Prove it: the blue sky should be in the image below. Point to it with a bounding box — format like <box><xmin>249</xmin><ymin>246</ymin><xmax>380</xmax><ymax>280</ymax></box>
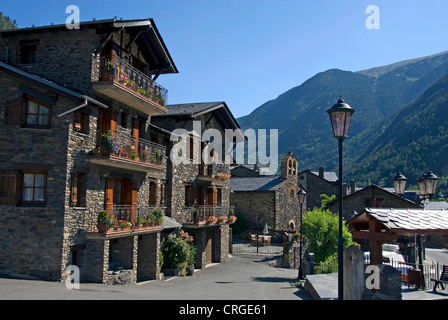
<box><xmin>2</xmin><ymin>0</ymin><xmax>448</xmax><ymax>118</ymax></box>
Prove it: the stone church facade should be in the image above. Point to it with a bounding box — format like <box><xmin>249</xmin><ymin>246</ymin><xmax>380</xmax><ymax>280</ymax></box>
<box><xmin>230</xmin><ymin>153</ymin><xmax>305</xmax><ymax>231</ymax></box>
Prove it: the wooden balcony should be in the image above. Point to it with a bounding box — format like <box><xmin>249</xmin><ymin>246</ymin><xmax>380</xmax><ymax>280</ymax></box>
<box><xmin>86</xmin><ymin>205</ymin><xmax>164</xmax><ymax>239</ymax></box>
<box><xmin>92</xmin><ymin>53</ymin><xmax>168</xmax><ymax>116</ymax></box>
<box><xmin>88</xmin><ymin>129</ymin><xmax>166</xmax><ymax>172</ymax></box>
<box><xmin>198</xmin><ymin>163</ymin><xmax>229</xmax><ymax>181</ymax></box>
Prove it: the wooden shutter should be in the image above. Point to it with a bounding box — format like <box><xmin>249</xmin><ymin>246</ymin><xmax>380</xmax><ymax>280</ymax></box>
<box><xmin>149</xmin><ymin>181</ymin><xmax>158</xmax><ymax>206</ymax></box>
<box><xmin>160</xmin><ymin>183</ymin><xmax>165</xmax><ymax>207</ymax></box>
<box><xmin>4</xmin><ymin>97</ymin><xmax>23</xmax><ymax>125</ymax></box>
<box><xmin>212</xmin><ymin>188</ymin><xmax>218</xmax><ymax>207</ymax></box>
<box><xmin>207</xmin><ymin>188</ymin><xmax>214</xmax><ymax>206</ymax></box>
<box><xmin>198</xmin><ymin>187</ymin><xmax>205</xmax><ymax>205</ymax></box>
<box><xmin>105</xmin><ymin>178</ymin><xmax>114</xmax><ymax>216</ymax></box>
<box><xmin>70</xmin><ymin>173</ymin><xmax>79</xmax><ymax>207</ymax></box>
<box><xmin>0</xmin><ymin>171</ymin><xmax>17</xmax><ymax>205</ymax></box>
<box><xmin>131</xmin><ymin>180</ymin><xmax>138</xmax><ymax>221</ymax></box>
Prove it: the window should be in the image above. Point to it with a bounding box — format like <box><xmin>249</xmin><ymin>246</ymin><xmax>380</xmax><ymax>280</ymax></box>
<box><xmin>70</xmin><ymin>172</ymin><xmax>86</xmax><ymax>207</ymax></box>
<box><xmin>149</xmin><ymin>181</ymin><xmax>158</xmax><ymax>206</ymax></box>
<box><xmin>20</xmin><ymin>171</ymin><xmax>46</xmax><ymax>204</ymax></box>
<box><xmin>19</xmin><ymin>40</ymin><xmax>39</xmax><ymax>64</ymax></box>
<box><xmin>74</xmin><ymin>111</ymin><xmax>89</xmax><ymax>134</ymax></box>
<box><xmin>23</xmin><ymin>96</ymin><xmax>51</xmax><ymax>129</ymax></box>
<box><xmin>0</xmin><ymin>171</ymin><xmax>17</xmax><ymax>205</ymax></box>
<box><xmin>185</xmin><ymin>185</ymin><xmax>195</xmax><ymax>207</ymax></box>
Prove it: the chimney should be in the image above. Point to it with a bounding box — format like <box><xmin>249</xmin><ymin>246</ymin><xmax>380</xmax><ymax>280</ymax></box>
<box><xmin>350</xmin><ymin>180</ymin><xmax>356</xmax><ymax>194</ymax></box>
<box><xmin>318</xmin><ymin>167</ymin><xmax>324</xmax><ymax>179</ymax></box>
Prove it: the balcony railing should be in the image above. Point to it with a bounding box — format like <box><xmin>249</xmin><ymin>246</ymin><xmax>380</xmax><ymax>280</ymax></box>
<box><xmin>198</xmin><ymin>163</ymin><xmax>229</xmax><ymax>179</ymax></box>
<box><xmin>99</xmin><ymin>53</ymin><xmax>168</xmax><ymax>109</ymax></box>
<box><xmin>87</xmin><ymin>205</ymin><xmax>165</xmax><ymax>234</ymax></box>
<box><xmin>198</xmin><ymin>205</ymin><xmax>216</xmax><ymax>221</ymax></box>
<box><xmin>95</xmin><ymin>129</ymin><xmax>166</xmax><ymax>168</ymax></box>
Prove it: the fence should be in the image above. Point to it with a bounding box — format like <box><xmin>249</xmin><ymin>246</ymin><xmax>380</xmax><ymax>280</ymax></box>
<box><xmin>232</xmin><ymin>235</ymin><xmax>283</xmax><ymax>255</ymax></box>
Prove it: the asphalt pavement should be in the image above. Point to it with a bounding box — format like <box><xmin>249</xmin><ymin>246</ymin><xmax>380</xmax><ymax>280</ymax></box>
<box><xmin>0</xmin><ymin>254</ymin><xmax>312</xmax><ymax>300</ymax></box>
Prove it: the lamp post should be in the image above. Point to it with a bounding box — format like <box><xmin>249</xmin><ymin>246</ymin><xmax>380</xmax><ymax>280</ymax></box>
<box><xmin>392</xmin><ymin>172</ymin><xmax>407</xmax><ymax>197</ymax></box>
<box><xmin>326</xmin><ymin>97</ymin><xmax>355</xmax><ymax>300</ymax></box>
<box><xmin>416</xmin><ymin>171</ymin><xmax>438</xmax><ymax>289</ymax></box>
<box><xmin>297</xmin><ymin>188</ymin><xmax>307</xmax><ymax>279</ymax></box>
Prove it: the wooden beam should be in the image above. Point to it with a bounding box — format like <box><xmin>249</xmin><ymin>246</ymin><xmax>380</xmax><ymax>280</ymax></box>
<box><xmin>352</xmin><ymin>230</ymin><xmax>397</xmax><ymax>242</ymax></box>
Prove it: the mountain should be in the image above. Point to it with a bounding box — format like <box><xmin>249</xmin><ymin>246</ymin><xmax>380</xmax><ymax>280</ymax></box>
<box><xmin>0</xmin><ymin>12</ymin><xmax>18</xmax><ymax>30</ymax></box>
<box><xmin>346</xmin><ymin>70</ymin><xmax>448</xmax><ymax>189</ymax></box>
<box><xmin>237</xmin><ymin>51</ymin><xmax>448</xmax><ymax>194</ymax></box>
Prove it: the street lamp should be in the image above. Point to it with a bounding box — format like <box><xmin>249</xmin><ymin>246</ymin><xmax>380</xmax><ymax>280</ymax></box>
<box><xmin>423</xmin><ymin>171</ymin><xmax>438</xmax><ymax>198</ymax></box>
<box><xmin>297</xmin><ymin>188</ymin><xmax>307</xmax><ymax>279</ymax></box>
<box><xmin>326</xmin><ymin>96</ymin><xmax>355</xmax><ymax>300</ymax></box>
<box><xmin>392</xmin><ymin>172</ymin><xmax>407</xmax><ymax>197</ymax></box>
<box><xmin>416</xmin><ymin>171</ymin><xmax>438</xmax><ymax>290</ymax></box>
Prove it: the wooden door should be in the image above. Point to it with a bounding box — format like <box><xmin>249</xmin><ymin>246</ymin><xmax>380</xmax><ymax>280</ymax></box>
<box><xmin>205</xmin><ymin>231</ymin><xmax>213</xmax><ymax>265</ymax></box>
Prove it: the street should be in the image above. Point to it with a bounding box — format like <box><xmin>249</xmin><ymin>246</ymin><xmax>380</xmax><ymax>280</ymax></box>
<box><xmin>426</xmin><ymin>247</ymin><xmax>448</xmax><ymax>266</ymax></box>
<box><xmin>0</xmin><ymin>254</ymin><xmax>312</xmax><ymax>300</ymax></box>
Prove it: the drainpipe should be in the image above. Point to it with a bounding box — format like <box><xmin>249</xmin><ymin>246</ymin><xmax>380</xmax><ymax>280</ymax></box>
<box><xmin>57</xmin><ymin>98</ymin><xmax>88</xmax><ymax>117</ymax></box>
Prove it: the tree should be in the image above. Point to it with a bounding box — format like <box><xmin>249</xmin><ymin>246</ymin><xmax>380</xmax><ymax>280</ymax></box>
<box><xmin>301</xmin><ymin>206</ymin><xmax>353</xmax><ymax>263</ymax></box>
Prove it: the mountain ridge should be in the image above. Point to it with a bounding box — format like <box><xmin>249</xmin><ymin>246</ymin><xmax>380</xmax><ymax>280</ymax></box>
<box><xmin>236</xmin><ymin>50</ymin><xmax>448</xmax><ymax>195</ymax></box>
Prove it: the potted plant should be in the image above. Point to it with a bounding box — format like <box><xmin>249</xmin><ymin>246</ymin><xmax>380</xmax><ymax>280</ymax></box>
<box><xmin>105</xmin><ymin>61</ymin><xmax>114</xmax><ymax>73</ymax></box>
<box><xmin>118</xmin><ymin>220</ymin><xmax>131</xmax><ymax>230</ymax></box>
<box><xmin>162</xmin><ymin>231</ymin><xmax>196</xmax><ymax>277</ymax></box>
<box><xmin>96</xmin><ymin>210</ymin><xmax>110</xmax><ymax>233</ymax></box>
<box><xmin>99</xmin><ymin>130</ymin><xmax>117</xmax><ymax>154</ymax></box>
<box><xmin>227</xmin><ymin>215</ymin><xmax>237</xmax><ymax>224</ymax></box>
<box><xmin>149</xmin><ymin>155</ymin><xmax>156</xmax><ymax>164</ymax></box>
<box><xmin>155</xmin><ymin>149</ymin><xmax>163</xmax><ymax>164</ymax></box>
<box><xmin>206</xmin><ymin>216</ymin><xmax>217</xmax><ymax>224</ymax></box>
<box><xmin>141</xmin><ymin>150</ymin><xmax>149</xmax><ymax>162</ymax></box>
<box><xmin>153</xmin><ymin>209</ymin><xmax>164</xmax><ymax>225</ymax></box>
<box><xmin>218</xmin><ymin>216</ymin><xmax>227</xmax><ymax>223</ymax></box>
<box><xmin>132</xmin><ymin>151</ymin><xmax>139</xmax><ymax>161</ymax></box>
<box><xmin>192</xmin><ymin>210</ymin><xmax>199</xmax><ymax>224</ymax></box>
<box><xmin>149</xmin><ymin>213</ymin><xmax>156</xmax><ymax>226</ymax></box>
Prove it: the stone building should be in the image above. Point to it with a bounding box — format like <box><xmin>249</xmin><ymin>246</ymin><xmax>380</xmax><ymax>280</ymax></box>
<box><xmin>297</xmin><ymin>167</ymin><xmax>346</xmax><ymax>210</ymax></box>
<box><xmin>328</xmin><ymin>184</ymin><xmax>418</xmax><ymax>222</ymax></box>
<box><xmin>0</xmin><ymin>19</ymin><xmax>238</xmax><ymax>283</ymax></box>
<box><xmin>152</xmin><ymin>102</ymin><xmax>243</xmax><ymax>267</ymax></box>
<box><xmin>230</xmin><ymin>153</ymin><xmax>304</xmax><ymax>231</ymax></box>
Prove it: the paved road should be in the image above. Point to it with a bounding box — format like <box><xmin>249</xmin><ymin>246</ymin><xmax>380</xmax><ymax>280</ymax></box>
<box><xmin>0</xmin><ymin>254</ymin><xmax>312</xmax><ymax>300</ymax></box>
<box><xmin>426</xmin><ymin>247</ymin><xmax>448</xmax><ymax>266</ymax></box>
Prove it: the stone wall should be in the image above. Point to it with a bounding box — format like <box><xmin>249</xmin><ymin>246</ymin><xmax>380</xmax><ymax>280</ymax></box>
<box><xmin>231</xmin><ymin>191</ymin><xmax>276</xmax><ymax>230</ymax></box>
<box><xmin>0</xmin><ymin>70</ymin><xmax>74</xmax><ymax>280</ymax></box>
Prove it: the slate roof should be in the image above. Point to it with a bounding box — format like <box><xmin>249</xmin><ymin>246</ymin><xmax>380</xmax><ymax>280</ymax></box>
<box><xmin>364</xmin><ymin>208</ymin><xmax>448</xmax><ymax>231</ymax></box>
<box><xmin>311</xmin><ymin>171</ymin><xmax>339</xmax><ymax>182</ymax></box>
<box><xmin>230</xmin><ymin>176</ymin><xmax>286</xmax><ymax>192</ymax></box>
<box><xmin>161</xmin><ymin>216</ymin><xmax>182</xmax><ymax>230</ymax></box>
<box><xmin>164</xmin><ymin>102</ymin><xmax>224</xmax><ymax>115</ymax></box>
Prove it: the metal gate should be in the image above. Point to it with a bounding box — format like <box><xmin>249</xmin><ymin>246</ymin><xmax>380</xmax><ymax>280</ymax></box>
<box><xmin>232</xmin><ymin>235</ymin><xmax>283</xmax><ymax>255</ymax></box>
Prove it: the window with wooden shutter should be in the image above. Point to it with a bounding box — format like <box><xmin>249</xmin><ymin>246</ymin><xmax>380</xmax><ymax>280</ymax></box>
<box><xmin>149</xmin><ymin>181</ymin><xmax>158</xmax><ymax>206</ymax></box>
<box><xmin>0</xmin><ymin>171</ymin><xmax>17</xmax><ymax>205</ymax></box>
<box><xmin>185</xmin><ymin>185</ymin><xmax>195</xmax><ymax>207</ymax></box>
<box><xmin>4</xmin><ymin>96</ymin><xmax>23</xmax><ymax>126</ymax></box>
<box><xmin>160</xmin><ymin>183</ymin><xmax>165</xmax><ymax>207</ymax></box>
<box><xmin>22</xmin><ymin>95</ymin><xmax>51</xmax><ymax>129</ymax></box>
<box><xmin>70</xmin><ymin>172</ymin><xmax>86</xmax><ymax>207</ymax></box>
<box><xmin>19</xmin><ymin>171</ymin><xmax>47</xmax><ymax>205</ymax></box>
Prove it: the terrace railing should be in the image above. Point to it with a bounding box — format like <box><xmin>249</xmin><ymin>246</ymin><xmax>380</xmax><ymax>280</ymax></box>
<box><xmin>100</xmin><ymin>52</ymin><xmax>168</xmax><ymax>108</ymax></box>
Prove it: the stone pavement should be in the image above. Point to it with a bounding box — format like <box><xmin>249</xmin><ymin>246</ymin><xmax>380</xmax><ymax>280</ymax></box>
<box><xmin>303</xmin><ymin>272</ymin><xmax>448</xmax><ymax>300</ymax></box>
